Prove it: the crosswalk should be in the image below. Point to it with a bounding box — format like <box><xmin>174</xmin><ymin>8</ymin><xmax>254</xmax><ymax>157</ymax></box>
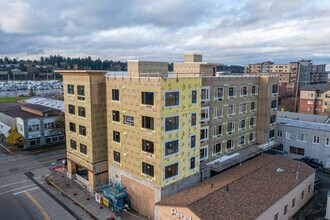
<box><xmin>0</xmin><ymin>176</ymin><xmax>44</xmax><ymax>196</ymax></box>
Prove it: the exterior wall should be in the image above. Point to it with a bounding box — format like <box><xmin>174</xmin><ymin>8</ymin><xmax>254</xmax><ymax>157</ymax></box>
<box><xmin>158</xmin><ymin>206</ymin><xmax>200</xmax><ymax>220</ymax></box>
<box><xmin>62</xmin><ymin>71</ymin><xmax>108</xmax><ymax>190</ymax></box>
<box><xmin>276</xmin><ymin>123</ymin><xmax>330</xmax><ymax>164</ymax></box>
<box><xmin>173</xmin><ymin>62</ymin><xmax>216</xmax><ymax>76</ymax></box>
<box><xmin>300</xmin><ymin>89</ymin><xmax>330</xmax><ymax>116</ymax></box>
<box><xmin>201</xmin><ymin>76</ymin><xmax>260</xmax><ymax>164</ymax></box>
<box><xmin>256</xmin><ymin>173</ymin><xmax>315</xmax><ymax>220</ymax></box>
<box><xmin>256</xmin><ymin>76</ymin><xmax>278</xmax><ymax>144</ymax></box>
<box><xmin>127</xmin><ymin>61</ymin><xmax>168</xmax><ymax>77</ymax></box>
<box><xmin>184</xmin><ymin>54</ymin><xmax>203</xmax><ymax>62</ymax></box>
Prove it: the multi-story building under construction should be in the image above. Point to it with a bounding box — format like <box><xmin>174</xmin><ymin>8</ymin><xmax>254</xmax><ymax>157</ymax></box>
<box><xmin>58</xmin><ymin>54</ymin><xmax>279</xmax><ymax>219</ymax></box>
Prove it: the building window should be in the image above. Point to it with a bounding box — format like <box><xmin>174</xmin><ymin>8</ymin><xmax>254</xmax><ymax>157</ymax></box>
<box><xmin>165</xmin><ymin>91</ymin><xmax>180</xmax><ymax>107</ymax></box>
<box><xmin>250</xmin><ymin>117</ymin><xmax>256</xmax><ymax>127</ymax></box>
<box><xmin>301</xmin><ymin>190</ymin><xmax>304</xmax><ymax>199</ymax></box>
<box><xmin>79</xmin><ymin>125</ymin><xmax>86</xmax><ymax>136</ymax></box>
<box><xmin>69</xmin><ymin>122</ymin><xmax>76</xmax><ymax>132</ymax></box>
<box><xmin>113</xmin><ymin>131</ymin><xmax>120</xmax><ymax>143</ymax></box>
<box><xmin>112</xmin><ymin>110</ymin><xmax>120</xmax><ymax>122</ymax></box>
<box><xmin>28</xmin><ymin>124</ymin><xmax>40</xmax><ymax>131</ymax></box>
<box><xmin>284</xmin><ymin>205</ymin><xmax>288</xmax><ymax>215</ymax></box>
<box><xmin>238</xmin><ymin>135</ymin><xmax>245</xmax><ymax>146</ymax></box>
<box><xmin>297</xmin><ymin>133</ymin><xmax>307</xmax><ymax>142</ymax></box>
<box><xmin>44</xmin><ymin>123</ymin><xmax>53</xmax><ymax>130</ymax></box>
<box><xmin>272</xmin><ymin>85</ymin><xmax>278</xmax><ymax>94</ymax></box>
<box><xmin>200</xmin><ymin>146</ymin><xmax>208</xmax><ymax>161</ymax></box>
<box><xmin>214</xmin><ymin>87</ymin><xmax>224</xmax><ymax>100</ymax></box>
<box><xmin>240</xmin><ymin>86</ymin><xmax>248</xmax><ymax>96</ymax></box>
<box><xmin>270</xmin><ymin>115</ymin><xmax>276</xmax><ymax>124</ymax></box>
<box><xmin>308</xmin><ymin>93</ymin><xmax>314</xmax><ymax>98</ymax></box>
<box><xmin>78</xmin><ymin>107</ymin><xmax>85</xmax><ymax>117</ymax></box>
<box><xmin>213</xmin><ymin>125</ymin><xmax>222</xmax><ymax>137</ymax></box>
<box><xmin>113</xmin><ymin>151</ymin><xmax>121</xmax><ymax>163</ymax></box>
<box><xmin>112</xmin><ymin>89</ymin><xmax>119</xmax><ymax>101</ymax></box>
<box><xmin>191</xmin><ymin>113</ymin><xmax>197</xmax><ymax>127</ymax></box>
<box><xmin>307</xmin><ymin>100</ymin><xmax>314</xmax><ymax>105</ymax></box>
<box><xmin>80</xmin><ymin>144</ymin><xmax>87</xmax><ymax>155</ymax></box>
<box><xmin>70</xmin><ymin>139</ymin><xmax>77</xmax><ymax>150</ymax></box>
<box><xmin>165</xmin><ymin>139</ymin><xmax>179</xmax><ymax>156</ymax></box>
<box><xmin>190</xmin><ymin>157</ymin><xmax>196</xmax><ymax>170</ymax></box>
<box><xmin>271</xmin><ymin>100</ymin><xmax>277</xmax><ymax>109</ymax></box>
<box><xmin>227</xmin><ymin>122</ymin><xmax>235</xmax><ymax>133</ymax></box>
<box><xmin>292</xmin><ymin>198</ymin><xmax>296</xmax><ymax>208</ymax></box>
<box><xmin>191</xmin><ymin>89</ymin><xmax>197</xmax><ymax>104</ymax></box>
<box><xmin>326</xmin><ymin>138</ymin><xmax>330</xmax><ymax>146</ymax></box>
<box><xmin>274</xmin><ymin>213</ymin><xmax>278</xmax><ymax>220</ymax></box>
<box><xmin>201</xmin><ymin>107</ymin><xmax>210</xmax><ymax>122</ymax></box>
<box><xmin>290</xmin><ymin>146</ymin><xmax>305</xmax><ymax>155</ymax></box>
<box><xmin>228</xmin><ymin>87</ymin><xmax>236</xmax><ymax>98</ymax></box>
<box><xmin>142</xmin><ymin>139</ymin><xmax>154</xmax><ymax>154</ymax></box>
<box><xmin>200</xmin><ymin>127</ymin><xmax>209</xmax><ymax>142</ymax></box>
<box><xmin>77</xmin><ymin>85</ymin><xmax>85</xmax><ymax>100</ymax></box>
<box><xmin>142</xmin><ymin>116</ymin><xmax>154</xmax><ymax>130</ymax></box>
<box><xmin>190</xmin><ymin>135</ymin><xmax>196</xmax><ymax>149</ymax></box>
<box><xmin>214</xmin><ymin>106</ymin><xmax>223</xmax><ymax>118</ymax></box>
<box><xmin>213</xmin><ymin>143</ymin><xmax>222</xmax><ymax>155</ymax></box>
<box><xmin>277</xmin><ymin>130</ymin><xmax>282</xmax><ymax>137</ymax></box>
<box><xmin>269</xmin><ymin>130</ymin><xmax>275</xmax><ymax>140</ymax></box>
<box><xmin>141</xmin><ymin>92</ymin><xmax>154</xmax><ymax>105</ymax></box>
<box><xmin>308</xmin><ymin>184</ymin><xmax>311</xmax><ymax>193</ymax></box>
<box><xmin>164</xmin><ymin>115</ymin><xmax>179</xmax><ymax>132</ymax></box>
<box><xmin>142</xmin><ymin>162</ymin><xmax>154</xmax><ymax>177</ymax></box>
<box><xmin>228</xmin><ymin>104</ymin><xmax>236</xmax><ymax>116</ymax></box>
<box><xmin>249</xmin><ymin>132</ymin><xmax>255</xmax><ymax>142</ymax></box>
<box><xmin>201</xmin><ymin>87</ymin><xmax>210</xmax><ymax>102</ymax></box>
<box><xmin>227</xmin><ymin>139</ymin><xmax>234</xmax><ymax>150</ymax></box>
<box><xmin>239</xmin><ymin>119</ymin><xmax>246</xmax><ymax>130</ymax></box>
<box><xmin>164</xmin><ymin>163</ymin><xmax>179</xmax><ymax>179</ymax></box>
<box><xmin>286</xmin><ymin>131</ymin><xmax>292</xmax><ymax>140</ymax></box>
<box><xmin>68</xmin><ymin>105</ymin><xmax>75</xmax><ymax>114</ymax></box>
<box><xmin>251</xmin><ymin>85</ymin><xmax>258</xmax><ymax>95</ymax></box>
<box><xmin>240</xmin><ymin>103</ymin><xmax>247</xmax><ymax>114</ymax></box>
<box><xmin>250</xmin><ymin>101</ymin><xmax>257</xmax><ymax>111</ymax></box>
<box><xmin>67</xmin><ymin>84</ymin><xmax>74</xmax><ymax>95</ymax></box>
<box><xmin>313</xmin><ymin>136</ymin><xmax>320</xmax><ymax>144</ymax></box>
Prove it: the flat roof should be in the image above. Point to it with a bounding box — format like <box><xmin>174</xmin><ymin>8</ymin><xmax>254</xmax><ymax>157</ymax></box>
<box><xmin>277</xmin><ymin>117</ymin><xmax>330</xmax><ymax>132</ymax></box>
<box><xmin>277</xmin><ymin>111</ymin><xmax>330</xmax><ymax>123</ymax></box>
<box><xmin>21</xmin><ymin>97</ymin><xmax>64</xmax><ymax>112</ymax></box>
<box><xmin>300</xmin><ymin>83</ymin><xmax>330</xmax><ymax>92</ymax></box>
<box><xmin>0</xmin><ymin>103</ymin><xmax>39</xmax><ymax>119</ymax></box>
<box><xmin>54</xmin><ymin>70</ymin><xmax>108</xmax><ymax>74</ymax></box>
<box><xmin>157</xmin><ymin>154</ymin><xmax>314</xmax><ymax>220</ymax></box>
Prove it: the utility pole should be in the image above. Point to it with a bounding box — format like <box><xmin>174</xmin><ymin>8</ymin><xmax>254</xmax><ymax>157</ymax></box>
<box><xmin>293</xmin><ymin>63</ymin><xmax>301</xmax><ymax>112</ymax></box>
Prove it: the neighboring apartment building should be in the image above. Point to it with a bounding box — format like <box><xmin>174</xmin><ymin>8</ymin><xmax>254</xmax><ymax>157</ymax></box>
<box><xmin>299</xmin><ymin>83</ymin><xmax>330</xmax><ymax>116</ymax></box>
<box><xmin>0</xmin><ymin>102</ymin><xmax>64</xmax><ymax>148</ymax></box>
<box><xmin>276</xmin><ymin>111</ymin><xmax>330</xmax><ymax>167</ymax></box>
<box><xmin>58</xmin><ymin>54</ymin><xmax>279</xmax><ymax>219</ymax></box>
<box><xmin>157</xmin><ymin>154</ymin><xmax>315</xmax><ymax>220</ymax></box>
<box><xmin>244</xmin><ymin>60</ymin><xmax>327</xmax><ymax>97</ymax></box>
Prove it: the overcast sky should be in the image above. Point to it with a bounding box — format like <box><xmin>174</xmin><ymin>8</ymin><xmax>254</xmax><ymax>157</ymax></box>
<box><xmin>0</xmin><ymin>0</ymin><xmax>329</xmax><ymax>68</ymax></box>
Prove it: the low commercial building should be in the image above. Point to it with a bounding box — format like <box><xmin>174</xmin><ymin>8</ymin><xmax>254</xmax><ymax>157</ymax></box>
<box><xmin>276</xmin><ymin>111</ymin><xmax>330</xmax><ymax>167</ymax></box>
<box><xmin>0</xmin><ymin>102</ymin><xmax>64</xmax><ymax>148</ymax></box>
<box><xmin>299</xmin><ymin>83</ymin><xmax>330</xmax><ymax>116</ymax></box>
<box><xmin>157</xmin><ymin>154</ymin><xmax>315</xmax><ymax>220</ymax></box>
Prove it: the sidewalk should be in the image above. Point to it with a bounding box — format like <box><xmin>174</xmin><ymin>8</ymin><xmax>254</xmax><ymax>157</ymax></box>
<box><xmin>47</xmin><ymin>171</ymin><xmax>147</xmax><ymax>220</ymax></box>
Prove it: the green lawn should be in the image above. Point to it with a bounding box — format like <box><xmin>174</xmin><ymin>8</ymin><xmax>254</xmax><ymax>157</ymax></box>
<box><xmin>0</xmin><ymin>96</ymin><xmax>30</xmax><ymax>103</ymax></box>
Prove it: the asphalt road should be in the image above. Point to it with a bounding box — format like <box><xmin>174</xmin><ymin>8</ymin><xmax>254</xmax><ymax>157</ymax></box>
<box><xmin>0</xmin><ymin>148</ymin><xmax>93</xmax><ymax>220</ymax></box>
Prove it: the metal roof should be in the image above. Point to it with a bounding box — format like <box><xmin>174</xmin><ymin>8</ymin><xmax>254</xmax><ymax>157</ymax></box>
<box><xmin>277</xmin><ymin>117</ymin><xmax>330</xmax><ymax>132</ymax></box>
<box><xmin>277</xmin><ymin>111</ymin><xmax>330</xmax><ymax>123</ymax></box>
<box><xmin>22</xmin><ymin>97</ymin><xmax>64</xmax><ymax>112</ymax></box>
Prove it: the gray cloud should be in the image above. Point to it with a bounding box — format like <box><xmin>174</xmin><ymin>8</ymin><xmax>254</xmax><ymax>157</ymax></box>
<box><xmin>0</xmin><ymin>0</ymin><xmax>329</xmax><ymax>68</ymax></box>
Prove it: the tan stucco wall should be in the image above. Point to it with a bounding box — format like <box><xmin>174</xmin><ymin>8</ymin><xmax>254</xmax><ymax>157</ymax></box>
<box><xmin>158</xmin><ymin>206</ymin><xmax>200</xmax><ymax>220</ymax></box>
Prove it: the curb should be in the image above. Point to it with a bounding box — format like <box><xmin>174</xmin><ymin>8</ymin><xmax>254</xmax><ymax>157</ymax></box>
<box><xmin>46</xmin><ymin>175</ymin><xmax>99</xmax><ymax>220</ymax></box>
<box><xmin>29</xmin><ymin>145</ymin><xmax>65</xmax><ymax>155</ymax></box>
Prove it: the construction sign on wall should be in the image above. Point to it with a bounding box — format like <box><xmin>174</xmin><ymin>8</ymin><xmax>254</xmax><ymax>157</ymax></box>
<box><xmin>95</xmin><ymin>193</ymin><xmax>101</xmax><ymax>203</ymax></box>
<box><xmin>103</xmin><ymin>197</ymin><xmax>109</xmax><ymax>207</ymax></box>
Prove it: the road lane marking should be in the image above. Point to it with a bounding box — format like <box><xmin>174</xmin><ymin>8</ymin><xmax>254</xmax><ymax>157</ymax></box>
<box><xmin>24</xmin><ymin>191</ymin><xmax>50</xmax><ymax>220</ymax></box>
<box><xmin>13</xmin><ymin>187</ymin><xmax>39</xmax><ymax>195</ymax></box>
<box><xmin>0</xmin><ymin>143</ymin><xmax>13</xmax><ymax>154</ymax></box>
<box><xmin>0</xmin><ymin>176</ymin><xmax>42</xmax><ymax>189</ymax></box>
<box><xmin>0</xmin><ymin>182</ymin><xmax>44</xmax><ymax>195</ymax></box>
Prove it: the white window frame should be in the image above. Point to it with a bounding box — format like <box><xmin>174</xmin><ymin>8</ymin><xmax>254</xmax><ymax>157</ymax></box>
<box><xmin>325</xmin><ymin>137</ymin><xmax>330</xmax><ymax>146</ymax></box>
<box><xmin>249</xmin><ymin>132</ymin><xmax>256</xmax><ymax>143</ymax></box>
<box><xmin>214</xmin><ymin>106</ymin><xmax>223</xmax><ymax>119</ymax></box>
<box><xmin>200</xmin><ymin>145</ymin><xmax>208</xmax><ymax>161</ymax></box>
<box><xmin>227</xmin><ymin>121</ymin><xmax>235</xmax><ymax>134</ymax></box>
<box><xmin>212</xmin><ymin>143</ymin><xmax>222</xmax><ymax>155</ymax></box>
<box><xmin>164</xmin><ymin>162</ymin><xmax>179</xmax><ymax>180</ymax></box>
<box><xmin>164</xmin><ymin>115</ymin><xmax>180</xmax><ymax>133</ymax></box>
<box><xmin>228</xmin><ymin>86</ymin><xmax>237</xmax><ymax>99</ymax></box>
<box><xmin>201</xmin><ymin>86</ymin><xmax>210</xmax><ymax>102</ymax></box>
<box><xmin>200</xmin><ymin>126</ymin><xmax>209</xmax><ymax>142</ymax></box>
<box><xmin>240</xmin><ymin>103</ymin><xmax>247</xmax><ymax>114</ymax></box>
<box><xmin>214</xmin><ymin>87</ymin><xmax>224</xmax><ymax>101</ymax></box>
<box><xmin>190</xmin><ymin>134</ymin><xmax>197</xmax><ymax>149</ymax></box>
<box><xmin>251</xmin><ymin>85</ymin><xmax>258</xmax><ymax>96</ymax></box>
<box><xmin>313</xmin><ymin>135</ymin><xmax>320</xmax><ymax>144</ymax></box>
<box><xmin>164</xmin><ymin>138</ymin><xmax>180</xmax><ymax>157</ymax></box>
<box><xmin>250</xmin><ymin>101</ymin><xmax>257</xmax><ymax>112</ymax></box>
<box><xmin>213</xmin><ymin>124</ymin><xmax>222</xmax><ymax>138</ymax></box>
<box><xmin>201</xmin><ymin>106</ymin><xmax>210</xmax><ymax>122</ymax></box>
<box><xmin>226</xmin><ymin>139</ymin><xmax>234</xmax><ymax>151</ymax></box>
<box><xmin>240</xmin><ymin>86</ymin><xmax>248</xmax><ymax>97</ymax></box>
<box><xmin>286</xmin><ymin>131</ymin><xmax>292</xmax><ymax>140</ymax></box>
<box><xmin>297</xmin><ymin>133</ymin><xmax>307</xmax><ymax>142</ymax></box>
<box><xmin>250</xmin><ymin>116</ymin><xmax>256</xmax><ymax>127</ymax></box>
<box><xmin>164</xmin><ymin>90</ymin><xmax>180</xmax><ymax>108</ymax></box>
<box><xmin>191</xmin><ymin>89</ymin><xmax>198</xmax><ymax>104</ymax></box>
<box><xmin>239</xmin><ymin>119</ymin><xmax>246</xmax><ymax>131</ymax></box>
<box><xmin>238</xmin><ymin>135</ymin><xmax>245</xmax><ymax>146</ymax></box>
<box><xmin>227</xmin><ymin>104</ymin><xmax>236</xmax><ymax>117</ymax></box>
<box><xmin>190</xmin><ymin>112</ymin><xmax>197</xmax><ymax>127</ymax></box>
